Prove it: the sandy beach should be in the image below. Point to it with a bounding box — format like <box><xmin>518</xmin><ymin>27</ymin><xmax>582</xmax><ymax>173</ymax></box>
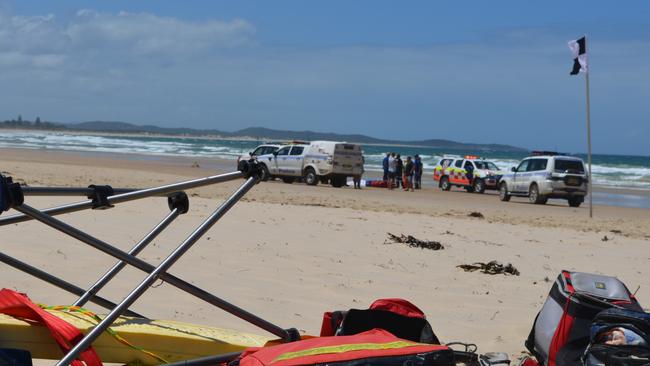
<box><xmin>2</xmin><ymin>148</ymin><xmax>649</xmax><ymax>364</ymax></box>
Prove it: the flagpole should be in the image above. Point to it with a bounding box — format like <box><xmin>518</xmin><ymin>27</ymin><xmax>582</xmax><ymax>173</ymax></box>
<box><xmin>584</xmin><ymin>37</ymin><xmax>593</xmax><ymax>218</ymax></box>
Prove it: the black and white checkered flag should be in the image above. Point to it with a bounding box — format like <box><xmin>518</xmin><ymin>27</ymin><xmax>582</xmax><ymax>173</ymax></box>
<box><xmin>568</xmin><ymin>37</ymin><xmax>587</xmax><ymax>75</ymax></box>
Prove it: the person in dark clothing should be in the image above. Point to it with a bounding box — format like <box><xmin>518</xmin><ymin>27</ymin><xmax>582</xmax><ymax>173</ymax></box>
<box><xmin>403</xmin><ymin>156</ymin><xmax>414</xmax><ymax>191</ymax></box>
<box><xmin>382</xmin><ymin>152</ymin><xmax>390</xmax><ymax>182</ymax></box>
<box><xmin>465</xmin><ymin>161</ymin><xmax>474</xmax><ymax>187</ymax></box>
<box><xmin>395</xmin><ymin>154</ymin><xmax>403</xmax><ymax>188</ymax></box>
<box><xmin>413</xmin><ymin>155</ymin><xmax>423</xmax><ymax>189</ymax></box>
<box><xmin>353</xmin><ymin>155</ymin><xmax>365</xmax><ymax>189</ymax></box>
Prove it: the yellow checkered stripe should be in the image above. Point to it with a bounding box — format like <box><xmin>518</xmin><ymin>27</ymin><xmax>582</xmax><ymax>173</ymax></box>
<box><xmin>273</xmin><ymin>340</ymin><xmax>422</xmax><ymax>362</ymax></box>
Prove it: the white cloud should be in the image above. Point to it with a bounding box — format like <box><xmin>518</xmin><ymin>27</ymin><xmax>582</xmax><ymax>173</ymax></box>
<box><xmin>0</xmin><ymin>7</ymin><xmax>255</xmax><ymax>62</ymax></box>
<box><xmin>66</xmin><ymin>10</ymin><xmax>255</xmax><ymax>55</ymax></box>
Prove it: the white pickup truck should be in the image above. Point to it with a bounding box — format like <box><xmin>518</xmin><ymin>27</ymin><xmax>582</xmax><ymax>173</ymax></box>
<box><xmin>256</xmin><ymin>141</ymin><xmax>364</xmax><ymax>187</ymax></box>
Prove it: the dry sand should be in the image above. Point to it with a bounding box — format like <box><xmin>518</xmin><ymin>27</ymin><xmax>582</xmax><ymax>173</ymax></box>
<box><xmin>1</xmin><ymin>148</ymin><xmax>649</xmax><ymax>364</ymax></box>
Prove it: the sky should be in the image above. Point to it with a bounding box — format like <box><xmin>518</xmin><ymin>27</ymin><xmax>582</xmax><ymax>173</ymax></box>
<box><xmin>1</xmin><ymin>1</ymin><xmax>649</xmax><ymax>155</ymax></box>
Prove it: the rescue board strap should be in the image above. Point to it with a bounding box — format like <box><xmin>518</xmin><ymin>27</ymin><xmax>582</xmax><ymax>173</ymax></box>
<box><xmin>39</xmin><ymin>304</ymin><xmax>168</xmax><ymax>364</ymax></box>
<box><xmin>0</xmin><ymin>288</ymin><xmax>103</xmax><ymax>366</ymax></box>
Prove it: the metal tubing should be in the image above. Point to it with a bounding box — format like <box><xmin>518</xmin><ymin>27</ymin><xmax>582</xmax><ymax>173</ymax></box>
<box><xmin>0</xmin><ymin>252</ymin><xmax>143</xmax><ymax>317</ymax></box>
<box><xmin>0</xmin><ymin>171</ymin><xmax>244</xmax><ymax>226</ymax></box>
<box><xmin>13</xmin><ymin>181</ymin><xmax>289</xmax><ymax>341</ymax></box>
<box><xmin>56</xmin><ymin>176</ymin><xmax>262</xmax><ymax>366</ymax></box>
<box><xmin>21</xmin><ymin>187</ymin><xmax>134</xmax><ymax>196</ymax></box>
<box><xmin>74</xmin><ymin>208</ymin><xmax>181</xmax><ymax>307</ymax></box>
<box><xmin>162</xmin><ymin>352</ymin><xmax>242</xmax><ymax>366</ymax></box>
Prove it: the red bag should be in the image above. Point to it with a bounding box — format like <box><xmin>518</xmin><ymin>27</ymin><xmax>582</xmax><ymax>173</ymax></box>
<box><xmin>234</xmin><ymin>329</ymin><xmax>453</xmax><ymax>366</ymax></box>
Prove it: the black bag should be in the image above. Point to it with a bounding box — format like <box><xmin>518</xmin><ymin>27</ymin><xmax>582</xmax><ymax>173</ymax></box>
<box><xmin>0</xmin><ymin>349</ymin><xmax>32</xmax><ymax>366</ymax></box>
<box><xmin>583</xmin><ymin>308</ymin><xmax>650</xmax><ymax>366</ymax></box>
<box><xmin>320</xmin><ymin>298</ymin><xmax>440</xmax><ymax>344</ymax></box>
<box><xmin>525</xmin><ymin>271</ymin><xmax>642</xmax><ymax>366</ymax></box>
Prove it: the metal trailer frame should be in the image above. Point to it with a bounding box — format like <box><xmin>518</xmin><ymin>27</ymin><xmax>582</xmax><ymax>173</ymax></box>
<box><xmin>0</xmin><ymin>161</ymin><xmax>299</xmax><ymax>366</ymax></box>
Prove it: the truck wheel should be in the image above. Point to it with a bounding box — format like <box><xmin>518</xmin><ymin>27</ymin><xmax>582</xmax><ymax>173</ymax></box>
<box><xmin>529</xmin><ymin>183</ymin><xmax>547</xmax><ymax>204</ymax></box>
<box><xmin>282</xmin><ymin>177</ymin><xmax>295</xmax><ymax>184</ymax></box>
<box><xmin>440</xmin><ymin>176</ymin><xmax>451</xmax><ymax>191</ymax></box>
<box><xmin>568</xmin><ymin>196</ymin><xmax>583</xmax><ymax>207</ymax></box>
<box><xmin>499</xmin><ymin>182</ymin><xmax>511</xmax><ymax>202</ymax></box>
<box><xmin>304</xmin><ymin>168</ymin><xmax>318</xmax><ymax>186</ymax></box>
<box><xmin>259</xmin><ymin>164</ymin><xmax>270</xmax><ymax>182</ymax></box>
<box><xmin>331</xmin><ymin>177</ymin><xmax>344</xmax><ymax>188</ymax></box>
<box><xmin>473</xmin><ymin>179</ymin><xmax>486</xmax><ymax>194</ymax></box>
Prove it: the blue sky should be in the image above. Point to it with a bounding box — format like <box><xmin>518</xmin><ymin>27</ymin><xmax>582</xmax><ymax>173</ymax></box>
<box><xmin>1</xmin><ymin>1</ymin><xmax>649</xmax><ymax>155</ymax></box>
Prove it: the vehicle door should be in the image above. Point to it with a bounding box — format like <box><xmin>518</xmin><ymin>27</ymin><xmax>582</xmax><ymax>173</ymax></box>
<box><xmin>512</xmin><ymin>159</ymin><xmax>530</xmax><ymax>192</ymax></box>
<box><xmin>271</xmin><ymin>146</ymin><xmax>291</xmax><ymax>175</ymax></box>
<box><xmin>528</xmin><ymin>158</ymin><xmax>548</xmax><ymax>185</ymax></box>
<box><xmin>463</xmin><ymin>160</ymin><xmax>475</xmax><ymax>186</ymax></box>
<box><xmin>286</xmin><ymin>146</ymin><xmax>305</xmax><ymax>176</ymax></box>
<box><xmin>449</xmin><ymin>159</ymin><xmax>465</xmax><ymax>184</ymax></box>
<box><xmin>434</xmin><ymin>158</ymin><xmax>452</xmax><ymax>181</ymax></box>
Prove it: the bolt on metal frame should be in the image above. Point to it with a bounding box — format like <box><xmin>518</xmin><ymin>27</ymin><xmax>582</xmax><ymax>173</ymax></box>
<box><xmin>0</xmin><ymin>161</ymin><xmax>298</xmax><ymax>365</ymax></box>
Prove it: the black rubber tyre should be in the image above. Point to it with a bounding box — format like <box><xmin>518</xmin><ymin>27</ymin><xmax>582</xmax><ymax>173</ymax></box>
<box><xmin>331</xmin><ymin>177</ymin><xmax>344</xmax><ymax>188</ymax></box>
<box><xmin>304</xmin><ymin>168</ymin><xmax>318</xmax><ymax>186</ymax></box>
<box><xmin>529</xmin><ymin>183</ymin><xmax>548</xmax><ymax>204</ymax></box>
<box><xmin>568</xmin><ymin>196</ymin><xmax>583</xmax><ymax>207</ymax></box>
<box><xmin>440</xmin><ymin>176</ymin><xmax>451</xmax><ymax>191</ymax></box>
<box><xmin>499</xmin><ymin>182</ymin><xmax>511</xmax><ymax>202</ymax></box>
<box><xmin>282</xmin><ymin>177</ymin><xmax>295</xmax><ymax>184</ymax></box>
<box><xmin>259</xmin><ymin>164</ymin><xmax>270</xmax><ymax>182</ymax></box>
<box><xmin>473</xmin><ymin>179</ymin><xmax>486</xmax><ymax>194</ymax></box>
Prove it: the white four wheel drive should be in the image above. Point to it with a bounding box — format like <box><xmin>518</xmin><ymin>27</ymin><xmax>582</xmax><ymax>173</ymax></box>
<box><xmin>254</xmin><ymin>141</ymin><xmax>364</xmax><ymax>187</ymax></box>
<box><xmin>498</xmin><ymin>152</ymin><xmax>588</xmax><ymax>207</ymax></box>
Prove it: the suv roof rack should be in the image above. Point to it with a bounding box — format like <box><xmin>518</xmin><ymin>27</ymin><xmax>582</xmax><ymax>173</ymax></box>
<box><xmin>531</xmin><ymin>151</ymin><xmax>566</xmax><ymax>156</ymax></box>
<box><xmin>281</xmin><ymin>140</ymin><xmax>309</xmax><ymax>145</ymax></box>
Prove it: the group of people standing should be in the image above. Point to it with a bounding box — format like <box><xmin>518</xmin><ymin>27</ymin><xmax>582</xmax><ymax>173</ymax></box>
<box><xmin>382</xmin><ymin>153</ymin><xmax>423</xmax><ymax>191</ymax></box>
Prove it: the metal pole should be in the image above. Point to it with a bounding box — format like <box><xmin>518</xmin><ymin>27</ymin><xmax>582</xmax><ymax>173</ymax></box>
<box><xmin>163</xmin><ymin>352</ymin><xmax>242</xmax><ymax>366</ymax></box>
<box><xmin>13</xmin><ymin>183</ymin><xmax>290</xmax><ymax>340</ymax></box>
<box><xmin>73</xmin><ymin>208</ymin><xmax>181</xmax><ymax>307</ymax></box>
<box><xmin>55</xmin><ymin>176</ymin><xmax>263</xmax><ymax>366</ymax></box>
<box><xmin>21</xmin><ymin>187</ymin><xmax>134</xmax><ymax>196</ymax></box>
<box><xmin>0</xmin><ymin>171</ymin><xmax>243</xmax><ymax>226</ymax></box>
<box><xmin>585</xmin><ymin>37</ymin><xmax>593</xmax><ymax>218</ymax></box>
<box><xmin>0</xmin><ymin>252</ymin><xmax>143</xmax><ymax>317</ymax></box>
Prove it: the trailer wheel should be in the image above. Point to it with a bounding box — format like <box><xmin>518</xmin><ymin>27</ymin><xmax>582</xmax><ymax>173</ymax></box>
<box><xmin>304</xmin><ymin>168</ymin><xmax>318</xmax><ymax>186</ymax></box>
<box><xmin>331</xmin><ymin>177</ymin><xmax>344</xmax><ymax>188</ymax></box>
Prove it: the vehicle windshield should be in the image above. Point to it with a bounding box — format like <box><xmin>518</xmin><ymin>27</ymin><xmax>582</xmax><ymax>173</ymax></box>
<box><xmin>554</xmin><ymin>159</ymin><xmax>585</xmax><ymax>173</ymax></box>
<box><xmin>474</xmin><ymin>161</ymin><xmax>499</xmax><ymax>171</ymax></box>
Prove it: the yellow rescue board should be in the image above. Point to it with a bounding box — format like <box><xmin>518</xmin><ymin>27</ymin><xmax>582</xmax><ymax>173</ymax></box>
<box><xmin>0</xmin><ymin>310</ymin><xmax>272</xmax><ymax>365</ymax></box>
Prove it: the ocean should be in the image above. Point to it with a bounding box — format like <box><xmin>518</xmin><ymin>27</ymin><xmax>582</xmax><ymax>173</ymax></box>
<box><xmin>1</xmin><ymin>130</ymin><xmax>649</xmax><ymax>192</ymax></box>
